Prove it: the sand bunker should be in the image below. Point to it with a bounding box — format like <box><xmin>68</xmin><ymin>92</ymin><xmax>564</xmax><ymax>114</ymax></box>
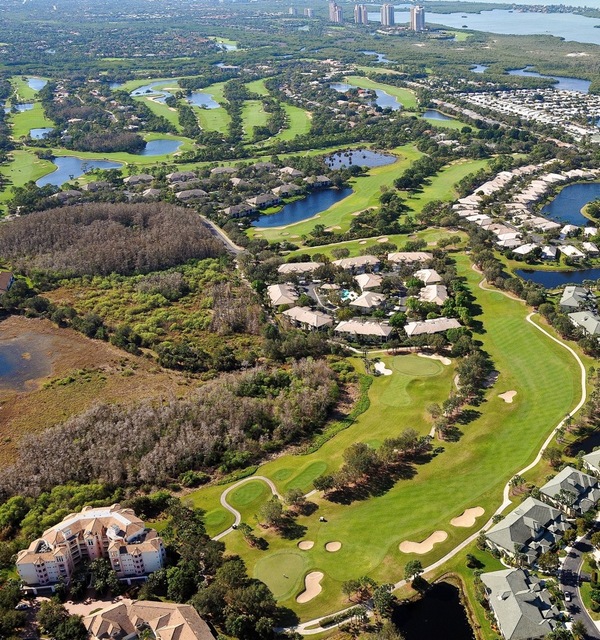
<box><xmin>325</xmin><ymin>226</ymin><xmax>341</xmax><ymax>232</ymax></box>
<box><xmin>377</xmin><ymin>236</ymin><xmax>389</xmax><ymax>243</ymax></box>
<box><xmin>374</xmin><ymin>361</ymin><xmax>392</xmax><ymax>376</ymax></box>
<box><xmin>325</xmin><ymin>541</ymin><xmax>342</xmax><ymax>552</ymax></box>
<box><xmin>450</xmin><ymin>507</ymin><xmax>485</xmax><ymax>528</ymax></box>
<box><xmin>418</xmin><ymin>353</ymin><xmax>451</xmax><ymax>366</ymax></box>
<box><xmin>399</xmin><ymin>531</ymin><xmax>447</xmax><ymax>554</ymax></box>
<box><xmin>296</xmin><ymin>571</ymin><xmax>324</xmax><ymax>603</ymax></box>
<box><xmin>359</xmin><ymin>240</ymin><xmax>367</xmax><ymax>244</ymax></box>
<box><xmin>498</xmin><ymin>390</ymin><xmax>517</xmax><ymax>403</ymax></box>
<box><xmin>297</xmin><ymin>540</ymin><xmax>314</xmax><ymax>550</ymax></box>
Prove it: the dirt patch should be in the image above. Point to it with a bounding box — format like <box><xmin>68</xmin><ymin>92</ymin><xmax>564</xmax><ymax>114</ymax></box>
<box><xmin>450</xmin><ymin>507</ymin><xmax>484</xmax><ymax>528</ymax></box>
<box><xmin>325</xmin><ymin>541</ymin><xmax>342</xmax><ymax>552</ymax></box>
<box><xmin>498</xmin><ymin>390</ymin><xmax>517</xmax><ymax>403</ymax></box>
<box><xmin>0</xmin><ymin>316</ymin><xmax>190</xmax><ymax>465</ymax></box>
<box><xmin>399</xmin><ymin>531</ymin><xmax>447</xmax><ymax>554</ymax></box>
<box><xmin>296</xmin><ymin>571</ymin><xmax>324</xmax><ymax>603</ymax></box>
<box><xmin>298</xmin><ymin>540</ymin><xmax>314</xmax><ymax>550</ymax></box>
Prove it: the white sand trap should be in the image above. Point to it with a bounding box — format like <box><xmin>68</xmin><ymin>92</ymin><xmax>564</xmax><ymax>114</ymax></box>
<box><xmin>399</xmin><ymin>531</ymin><xmax>447</xmax><ymax>554</ymax></box>
<box><xmin>451</xmin><ymin>507</ymin><xmax>485</xmax><ymax>528</ymax></box>
<box><xmin>325</xmin><ymin>541</ymin><xmax>342</xmax><ymax>552</ymax></box>
<box><xmin>498</xmin><ymin>390</ymin><xmax>517</xmax><ymax>403</ymax></box>
<box><xmin>377</xmin><ymin>236</ymin><xmax>389</xmax><ymax>243</ymax></box>
<box><xmin>298</xmin><ymin>540</ymin><xmax>314</xmax><ymax>550</ymax></box>
<box><xmin>291</xmin><ymin>235</ymin><xmax>300</xmax><ymax>239</ymax></box>
<box><xmin>359</xmin><ymin>240</ymin><xmax>367</xmax><ymax>245</ymax></box>
<box><xmin>325</xmin><ymin>226</ymin><xmax>341</xmax><ymax>231</ymax></box>
<box><xmin>296</xmin><ymin>571</ymin><xmax>324</xmax><ymax>603</ymax></box>
<box><xmin>374</xmin><ymin>361</ymin><xmax>392</xmax><ymax>376</ymax></box>
<box><xmin>418</xmin><ymin>353</ymin><xmax>451</xmax><ymax>365</ymax></box>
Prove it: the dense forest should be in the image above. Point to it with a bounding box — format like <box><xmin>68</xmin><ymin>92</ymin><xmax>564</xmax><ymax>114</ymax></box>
<box><xmin>0</xmin><ymin>359</ymin><xmax>339</xmax><ymax>497</ymax></box>
<box><xmin>0</xmin><ymin>203</ymin><xmax>224</xmax><ymax>277</ymax></box>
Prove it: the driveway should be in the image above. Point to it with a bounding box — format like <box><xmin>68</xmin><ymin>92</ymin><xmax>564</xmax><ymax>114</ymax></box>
<box><xmin>560</xmin><ymin>533</ymin><xmax>600</xmax><ymax>639</ymax></box>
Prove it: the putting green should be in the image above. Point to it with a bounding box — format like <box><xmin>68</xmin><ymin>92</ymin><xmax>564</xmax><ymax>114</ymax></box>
<box><xmin>272</xmin><ymin>468</ymin><xmax>294</xmax><ymax>482</ymax></box>
<box><xmin>204</xmin><ymin>509</ymin><xmax>230</xmax><ymax>532</ymax></box>
<box><xmin>254</xmin><ymin>551</ymin><xmax>310</xmax><ymax>600</ymax></box>
<box><xmin>285</xmin><ymin>461</ymin><xmax>328</xmax><ymax>492</ymax></box>
<box><xmin>229</xmin><ymin>480</ymin><xmax>272</xmax><ymax>509</ymax></box>
<box><xmin>392</xmin><ymin>356</ymin><xmax>443</xmax><ymax>377</ymax></box>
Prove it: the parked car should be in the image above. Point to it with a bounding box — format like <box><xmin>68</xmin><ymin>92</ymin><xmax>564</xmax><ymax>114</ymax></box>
<box><xmin>565</xmin><ymin>592</ymin><xmax>572</xmax><ymax>602</ymax></box>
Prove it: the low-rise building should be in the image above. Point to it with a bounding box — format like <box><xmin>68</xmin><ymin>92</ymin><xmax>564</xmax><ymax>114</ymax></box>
<box><xmin>332</xmin><ymin>255</ymin><xmax>379</xmax><ymax>272</ymax></box>
<box><xmin>16</xmin><ymin>504</ymin><xmax>166</xmax><ymax>592</ymax></box>
<box><xmin>0</xmin><ymin>271</ymin><xmax>14</xmax><ymax>294</ymax></box>
<box><xmin>413</xmin><ymin>268</ymin><xmax>442</xmax><ymax>285</ymax></box>
<box><xmin>485</xmin><ymin>497</ymin><xmax>569</xmax><ymax>565</ymax></box>
<box><xmin>176</xmin><ymin>189</ymin><xmax>208</xmax><ymax>201</ymax></box>
<box><xmin>349</xmin><ymin>291</ymin><xmax>386</xmax><ymax>313</ymax></box>
<box><xmin>246</xmin><ymin>194</ymin><xmax>281</xmax><ymax>209</ymax></box>
<box><xmin>539</xmin><ymin>466</ymin><xmax>600</xmax><ymax>516</ymax></box>
<box><xmin>278</xmin><ymin>261</ymin><xmax>323</xmax><ymax>276</ymax></box>
<box><xmin>335</xmin><ymin>319</ymin><xmax>393</xmax><ymax>342</ymax></box>
<box><xmin>419</xmin><ymin>284</ymin><xmax>448</xmax><ymax>306</ymax></box>
<box><xmin>167</xmin><ymin>171</ymin><xmax>196</xmax><ymax>183</ymax></box>
<box><xmin>583</xmin><ymin>450</ymin><xmax>600</xmax><ymax>475</ymax></box>
<box><xmin>221</xmin><ymin>203</ymin><xmax>256</xmax><ymax>218</ymax></box>
<box><xmin>560</xmin><ymin>245</ymin><xmax>586</xmax><ymax>261</ymax></box>
<box><xmin>282</xmin><ymin>306</ymin><xmax>333</xmax><ymax>330</ymax></box>
<box><xmin>559</xmin><ymin>286</ymin><xmax>595</xmax><ymax>311</ymax></box>
<box><xmin>404</xmin><ymin>317</ymin><xmax>460</xmax><ymax>337</ymax></box>
<box><xmin>387</xmin><ymin>251</ymin><xmax>432</xmax><ymax>264</ymax></box>
<box><xmin>480</xmin><ymin>568</ymin><xmax>559</xmax><ymax>640</ymax></box>
<box><xmin>569</xmin><ymin>311</ymin><xmax>600</xmax><ymax>337</ymax></box>
<box><xmin>123</xmin><ymin>174</ymin><xmax>153</xmax><ymax>186</ymax></box>
<box><xmin>355</xmin><ymin>273</ymin><xmax>383</xmax><ymax>291</ymax></box>
<box><xmin>84</xmin><ymin>600</ymin><xmax>215</xmax><ymax>640</ymax></box>
<box><xmin>267</xmin><ymin>283</ymin><xmax>298</xmax><ymax>307</ymax></box>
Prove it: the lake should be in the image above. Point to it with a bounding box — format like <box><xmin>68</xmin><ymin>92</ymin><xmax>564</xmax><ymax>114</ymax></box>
<box><xmin>362</xmin><ymin>50</ymin><xmax>395</xmax><ymax>64</ymax></box>
<box><xmin>330</xmin><ymin>82</ymin><xmax>402</xmax><ymax>110</ymax></box>
<box><xmin>27</xmin><ymin>77</ymin><xmax>47</xmax><ymax>91</ymax></box>
<box><xmin>541</xmin><ymin>182</ymin><xmax>600</xmax><ymax>226</ymax></box>
<box><xmin>517</xmin><ymin>267</ymin><xmax>600</xmax><ymax>288</ymax></box>
<box><xmin>137</xmin><ymin>139</ymin><xmax>182</xmax><ymax>156</ymax></box>
<box><xmin>36</xmin><ymin>156</ymin><xmax>124</xmax><ymax>187</ymax></box>
<box><xmin>392</xmin><ymin>582</ymin><xmax>475</xmax><ymax>640</ymax></box>
<box><xmin>4</xmin><ymin>103</ymin><xmax>34</xmax><ymax>114</ymax></box>
<box><xmin>508</xmin><ymin>67</ymin><xmax>590</xmax><ymax>93</ymax></box>
<box><xmin>367</xmin><ymin>8</ymin><xmax>600</xmax><ymax>45</ymax></box>
<box><xmin>252</xmin><ymin>188</ymin><xmax>353</xmax><ymax>228</ymax></box>
<box><xmin>29</xmin><ymin>127</ymin><xmax>54</xmax><ymax>140</ymax></box>
<box><xmin>131</xmin><ymin>82</ymin><xmax>174</xmax><ymax>104</ymax></box>
<box><xmin>187</xmin><ymin>91</ymin><xmax>220</xmax><ymax>109</ymax></box>
<box><xmin>326</xmin><ymin>149</ymin><xmax>396</xmax><ymax>169</ymax></box>
<box><xmin>471</xmin><ymin>65</ymin><xmax>489</xmax><ymax>74</ymax></box>
<box><xmin>0</xmin><ymin>334</ymin><xmax>52</xmax><ymax>392</ymax></box>
<box><xmin>423</xmin><ymin>109</ymin><xmax>455</xmax><ymax>121</ymax></box>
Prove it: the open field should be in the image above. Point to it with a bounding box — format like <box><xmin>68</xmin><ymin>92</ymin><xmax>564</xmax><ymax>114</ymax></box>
<box><xmin>0</xmin><ymin>315</ymin><xmax>191</xmax><ymax>465</ymax></box>
<box><xmin>249</xmin><ymin>144</ymin><xmax>423</xmax><ymax>243</ymax></box>
<box><xmin>242</xmin><ymin>99</ymin><xmax>269</xmax><ymax>142</ymax></box>
<box><xmin>8</xmin><ymin>103</ymin><xmax>54</xmax><ymax>139</ymax></box>
<box><xmin>184</xmin><ymin>254</ymin><xmax>584</xmax><ymax>620</ymax></box>
<box><xmin>344</xmin><ymin>76</ymin><xmax>418</xmax><ymax>111</ymax></box>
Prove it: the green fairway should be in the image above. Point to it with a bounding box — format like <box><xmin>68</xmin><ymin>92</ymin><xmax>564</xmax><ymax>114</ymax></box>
<box><xmin>242</xmin><ymin>100</ymin><xmax>269</xmax><ymax>142</ymax></box>
<box><xmin>246</xmin><ymin>78</ymin><xmax>271</xmax><ymax>96</ymax></box>
<box><xmin>10</xmin><ymin>76</ymin><xmax>47</xmax><ymax>102</ymax></box>
<box><xmin>278</xmin><ymin>104</ymin><xmax>312</xmax><ymax>141</ymax></box>
<box><xmin>186</xmin><ymin>255</ymin><xmax>584</xmax><ymax>620</ymax></box>
<box><xmin>9</xmin><ymin>103</ymin><xmax>54</xmax><ymax>139</ymax></box>
<box><xmin>136</xmin><ymin>96</ymin><xmax>181</xmax><ymax>130</ymax></box>
<box><xmin>250</xmin><ymin>144</ymin><xmax>423</xmax><ymax>243</ymax></box>
<box><xmin>0</xmin><ymin>150</ymin><xmax>55</xmax><ymax>211</ymax></box>
<box><xmin>423</xmin><ymin>116</ymin><xmax>472</xmax><ymax>130</ymax></box>
<box><xmin>193</xmin><ymin>82</ymin><xmax>230</xmax><ymax>134</ymax></box>
<box><xmin>345</xmin><ymin>75</ymin><xmax>418</xmax><ymax>110</ymax></box>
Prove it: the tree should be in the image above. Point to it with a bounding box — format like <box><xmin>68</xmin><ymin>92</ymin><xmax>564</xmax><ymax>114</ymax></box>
<box><xmin>571</xmin><ymin>620</ymin><xmax>587</xmax><ymax>640</ymax></box>
<box><xmin>284</xmin><ymin>488</ymin><xmax>306</xmax><ymax>508</ymax></box>
<box><xmin>590</xmin><ymin>531</ymin><xmax>600</xmax><ymax>550</ymax></box>
<box><xmin>404</xmin><ymin>560</ymin><xmax>423</xmax><ymax>582</ymax></box>
<box><xmin>542</xmin><ymin>447</ymin><xmax>563</xmax><ymax>470</ymax></box>
<box><xmin>38</xmin><ymin>599</ymin><xmax>68</xmax><ymax>632</ymax></box>
<box><xmin>372</xmin><ymin>583</ymin><xmax>395</xmax><ymax>619</ymax></box>
<box><xmin>363</xmin><ymin>621</ymin><xmax>406</xmax><ymax>640</ymax></box>
<box><xmin>90</xmin><ymin>558</ymin><xmax>121</xmax><ymax>596</ymax></box>
<box><xmin>537</xmin><ymin>551</ymin><xmax>559</xmax><ymax>573</ymax></box>
<box><xmin>259</xmin><ymin>497</ymin><xmax>284</xmax><ymax>528</ymax></box>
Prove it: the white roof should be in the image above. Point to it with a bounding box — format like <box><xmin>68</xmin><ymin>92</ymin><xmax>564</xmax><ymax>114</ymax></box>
<box><xmin>355</xmin><ymin>273</ymin><xmax>383</xmax><ymax>290</ymax></box>
<box><xmin>405</xmin><ymin>317</ymin><xmax>461</xmax><ymax>336</ymax></box>
<box><xmin>267</xmin><ymin>283</ymin><xmax>298</xmax><ymax>306</ymax></box>
<box><xmin>277</xmin><ymin>262</ymin><xmax>322</xmax><ymax>274</ymax></box>
<box><xmin>332</xmin><ymin>255</ymin><xmax>379</xmax><ymax>269</ymax></box>
<box><xmin>350</xmin><ymin>291</ymin><xmax>386</xmax><ymax>309</ymax></box>
<box><xmin>282</xmin><ymin>306</ymin><xmax>333</xmax><ymax>328</ymax></box>
<box><xmin>560</xmin><ymin>245</ymin><xmax>585</xmax><ymax>258</ymax></box>
<box><xmin>335</xmin><ymin>320</ymin><xmax>393</xmax><ymax>337</ymax></box>
<box><xmin>413</xmin><ymin>268</ymin><xmax>442</xmax><ymax>285</ymax></box>
<box><xmin>419</xmin><ymin>284</ymin><xmax>449</xmax><ymax>306</ymax></box>
<box><xmin>513</xmin><ymin>243</ymin><xmax>538</xmax><ymax>256</ymax></box>
<box><xmin>387</xmin><ymin>251</ymin><xmax>432</xmax><ymax>263</ymax></box>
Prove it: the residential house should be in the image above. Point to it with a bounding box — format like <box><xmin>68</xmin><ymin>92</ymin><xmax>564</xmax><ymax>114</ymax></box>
<box><xmin>559</xmin><ymin>286</ymin><xmax>595</xmax><ymax>312</ymax></box>
<box><xmin>485</xmin><ymin>497</ymin><xmax>569</xmax><ymax>565</ymax></box>
<box><xmin>413</xmin><ymin>268</ymin><xmax>442</xmax><ymax>285</ymax></box>
<box><xmin>221</xmin><ymin>203</ymin><xmax>256</xmax><ymax>218</ymax></box>
<box><xmin>84</xmin><ymin>600</ymin><xmax>215</xmax><ymax>640</ymax></box>
<box><xmin>123</xmin><ymin>174</ymin><xmax>153</xmax><ymax>186</ymax></box>
<box><xmin>335</xmin><ymin>320</ymin><xmax>393</xmax><ymax>342</ymax></box>
<box><xmin>560</xmin><ymin>245</ymin><xmax>585</xmax><ymax>261</ymax></box>
<box><xmin>582</xmin><ymin>450</ymin><xmax>600</xmax><ymax>475</ymax></box>
<box><xmin>419</xmin><ymin>284</ymin><xmax>449</xmax><ymax>306</ymax></box>
<box><xmin>141</xmin><ymin>188</ymin><xmax>161</xmax><ymax>199</ymax></box>
<box><xmin>568</xmin><ymin>311</ymin><xmax>600</xmax><ymax>337</ymax></box>
<box><xmin>541</xmin><ymin>246</ymin><xmax>558</xmax><ymax>261</ymax></box>
<box><xmin>272</xmin><ymin>184</ymin><xmax>303</xmax><ymax>198</ymax></box>
<box><xmin>583</xmin><ymin>242</ymin><xmax>599</xmax><ymax>257</ymax></box>
<box><xmin>16</xmin><ymin>505</ymin><xmax>166</xmax><ymax>592</ymax></box>
<box><xmin>280</xmin><ymin>166</ymin><xmax>304</xmax><ymax>178</ymax></box>
<box><xmin>512</xmin><ymin>243</ymin><xmax>539</xmax><ymax>257</ymax></box>
<box><xmin>539</xmin><ymin>466</ymin><xmax>600</xmax><ymax>516</ymax></box>
<box><xmin>332</xmin><ymin>255</ymin><xmax>379</xmax><ymax>273</ymax></box>
<box><xmin>167</xmin><ymin>171</ymin><xmax>196</xmax><ymax>183</ymax></box>
<box><xmin>246</xmin><ymin>194</ymin><xmax>281</xmax><ymax>209</ymax></box>
<box><xmin>480</xmin><ymin>569</ymin><xmax>559</xmax><ymax>640</ymax></box>
<box><xmin>267</xmin><ymin>283</ymin><xmax>298</xmax><ymax>307</ymax></box>
<box><xmin>81</xmin><ymin>181</ymin><xmax>111</xmax><ymax>192</ymax></box>
<box><xmin>170</xmin><ymin>179</ymin><xmax>202</xmax><ymax>191</ymax></box>
<box><xmin>52</xmin><ymin>190</ymin><xmax>82</xmax><ymax>203</ymax></box>
<box><xmin>0</xmin><ymin>271</ymin><xmax>14</xmax><ymax>294</ymax></box>
<box><xmin>404</xmin><ymin>317</ymin><xmax>460</xmax><ymax>337</ymax></box>
<box><xmin>176</xmin><ymin>189</ymin><xmax>208</xmax><ymax>202</ymax></box>
<box><xmin>355</xmin><ymin>273</ymin><xmax>383</xmax><ymax>291</ymax></box>
<box><xmin>278</xmin><ymin>262</ymin><xmax>323</xmax><ymax>276</ymax></box>
<box><xmin>349</xmin><ymin>291</ymin><xmax>386</xmax><ymax>314</ymax></box>
<box><xmin>282</xmin><ymin>307</ymin><xmax>333</xmax><ymax>330</ymax></box>
<box><xmin>387</xmin><ymin>251</ymin><xmax>433</xmax><ymax>265</ymax></box>
<box><xmin>303</xmin><ymin>175</ymin><xmax>332</xmax><ymax>188</ymax></box>
<box><xmin>252</xmin><ymin>161</ymin><xmax>276</xmax><ymax>172</ymax></box>
<box><xmin>210</xmin><ymin>166</ymin><xmax>236</xmax><ymax>176</ymax></box>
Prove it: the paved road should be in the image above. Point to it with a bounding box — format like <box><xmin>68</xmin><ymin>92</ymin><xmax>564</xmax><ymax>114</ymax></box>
<box><xmin>561</xmin><ymin>533</ymin><xmax>600</xmax><ymax>639</ymax></box>
<box><xmin>198</xmin><ymin>215</ymin><xmax>244</xmax><ymax>255</ymax></box>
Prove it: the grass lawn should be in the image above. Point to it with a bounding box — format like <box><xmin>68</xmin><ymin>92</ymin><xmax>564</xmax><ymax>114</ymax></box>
<box><xmin>194</xmin><ymin>82</ymin><xmax>230</xmax><ymax>134</ymax></box>
<box><xmin>9</xmin><ymin>103</ymin><xmax>54</xmax><ymax>139</ymax></box>
<box><xmin>423</xmin><ymin>116</ymin><xmax>472</xmax><ymax>131</ymax></box>
<box><xmin>184</xmin><ymin>255</ymin><xmax>585</xmax><ymax>621</ymax></box>
<box><xmin>135</xmin><ymin>96</ymin><xmax>181</xmax><ymax>130</ymax></box>
<box><xmin>579</xmin><ymin>556</ymin><xmax>600</xmax><ymax>621</ymax></box>
<box><xmin>345</xmin><ymin>75</ymin><xmax>418</xmax><ymax>110</ymax></box>
<box><xmin>242</xmin><ymin>100</ymin><xmax>269</xmax><ymax>142</ymax></box>
<box><xmin>10</xmin><ymin>75</ymin><xmax>47</xmax><ymax>102</ymax></box>
<box><xmin>278</xmin><ymin>104</ymin><xmax>312</xmax><ymax>141</ymax></box>
<box><xmin>246</xmin><ymin>78</ymin><xmax>271</xmax><ymax>96</ymax></box>
<box><xmin>0</xmin><ymin>150</ymin><xmax>55</xmax><ymax>211</ymax></box>
<box><xmin>249</xmin><ymin>144</ymin><xmax>423</xmax><ymax>243</ymax></box>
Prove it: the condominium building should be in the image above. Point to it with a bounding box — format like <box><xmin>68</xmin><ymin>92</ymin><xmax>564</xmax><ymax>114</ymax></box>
<box><xmin>304</xmin><ymin>7</ymin><xmax>314</xmax><ymax>17</ymax></box>
<box><xmin>354</xmin><ymin>3</ymin><xmax>368</xmax><ymax>24</ymax></box>
<box><xmin>329</xmin><ymin>0</ymin><xmax>343</xmax><ymax>22</ymax></box>
<box><xmin>380</xmin><ymin>3</ymin><xmax>395</xmax><ymax>26</ymax></box>
<box><xmin>410</xmin><ymin>4</ymin><xmax>425</xmax><ymax>31</ymax></box>
<box><xmin>16</xmin><ymin>504</ymin><xmax>166</xmax><ymax>592</ymax></box>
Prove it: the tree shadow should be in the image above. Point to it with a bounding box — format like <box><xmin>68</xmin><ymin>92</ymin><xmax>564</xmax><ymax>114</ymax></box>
<box><xmin>455</xmin><ymin>408</ymin><xmax>481</xmax><ymax>425</ymax></box>
<box><xmin>279</xmin><ymin>516</ymin><xmax>307</xmax><ymax>540</ymax></box>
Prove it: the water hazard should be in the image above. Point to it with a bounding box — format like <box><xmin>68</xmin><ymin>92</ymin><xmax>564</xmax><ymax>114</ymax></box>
<box><xmin>36</xmin><ymin>156</ymin><xmax>124</xmax><ymax>187</ymax></box>
<box><xmin>325</xmin><ymin>149</ymin><xmax>396</xmax><ymax>169</ymax></box>
<box><xmin>541</xmin><ymin>182</ymin><xmax>600</xmax><ymax>226</ymax></box>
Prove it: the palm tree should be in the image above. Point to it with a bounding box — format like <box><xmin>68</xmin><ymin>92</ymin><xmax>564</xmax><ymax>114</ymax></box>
<box><xmin>571</xmin><ymin>619</ymin><xmax>587</xmax><ymax>640</ymax></box>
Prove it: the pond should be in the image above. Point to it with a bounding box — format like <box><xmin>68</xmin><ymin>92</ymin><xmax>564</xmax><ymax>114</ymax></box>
<box><xmin>508</xmin><ymin>67</ymin><xmax>590</xmax><ymax>93</ymax></box>
<box><xmin>137</xmin><ymin>138</ymin><xmax>182</xmax><ymax>156</ymax></box>
<box><xmin>329</xmin><ymin>82</ymin><xmax>402</xmax><ymax>110</ymax></box>
<box><xmin>27</xmin><ymin>77</ymin><xmax>47</xmax><ymax>91</ymax></box>
<box><xmin>392</xmin><ymin>582</ymin><xmax>475</xmax><ymax>640</ymax></box>
<box><xmin>0</xmin><ymin>334</ymin><xmax>52</xmax><ymax>392</ymax></box>
<box><xmin>516</xmin><ymin>267</ymin><xmax>600</xmax><ymax>288</ymax></box>
<box><xmin>36</xmin><ymin>156</ymin><xmax>124</xmax><ymax>187</ymax></box>
<box><xmin>325</xmin><ymin>149</ymin><xmax>396</xmax><ymax>169</ymax></box>
<box><xmin>4</xmin><ymin>103</ymin><xmax>34</xmax><ymax>114</ymax></box>
<box><xmin>130</xmin><ymin>82</ymin><xmax>175</xmax><ymax>104</ymax></box>
<box><xmin>187</xmin><ymin>91</ymin><xmax>220</xmax><ymax>109</ymax></box>
<box><xmin>361</xmin><ymin>50</ymin><xmax>395</xmax><ymax>64</ymax></box>
<box><xmin>29</xmin><ymin>127</ymin><xmax>54</xmax><ymax>140</ymax></box>
<box><xmin>422</xmin><ymin>109</ymin><xmax>455</xmax><ymax>121</ymax></box>
<box><xmin>252</xmin><ymin>188</ymin><xmax>353</xmax><ymax>228</ymax></box>
<box><xmin>471</xmin><ymin>65</ymin><xmax>489</xmax><ymax>73</ymax></box>
<box><xmin>541</xmin><ymin>182</ymin><xmax>600</xmax><ymax>226</ymax></box>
